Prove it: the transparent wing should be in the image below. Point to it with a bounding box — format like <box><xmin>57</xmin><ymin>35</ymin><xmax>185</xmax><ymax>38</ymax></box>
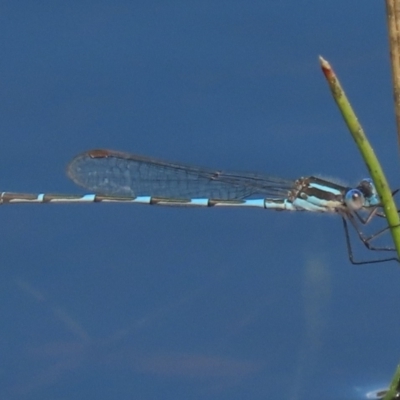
<box><xmin>67</xmin><ymin>149</ymin><xmax>295</xmax><ymax>200</ymax></box>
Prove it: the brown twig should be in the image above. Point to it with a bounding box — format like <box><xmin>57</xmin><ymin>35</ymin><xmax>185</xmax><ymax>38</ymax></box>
<box><xmin>385</xmin><ymin>0</ymin><xmax>400</xmax><ymax>146</ymax></box>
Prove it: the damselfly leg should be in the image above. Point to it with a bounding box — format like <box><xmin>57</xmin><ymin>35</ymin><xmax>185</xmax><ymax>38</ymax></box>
<box><xmin>342</xmin><ymin>211</ymin><xmax>399</xmax><ymax>265</ymax></box>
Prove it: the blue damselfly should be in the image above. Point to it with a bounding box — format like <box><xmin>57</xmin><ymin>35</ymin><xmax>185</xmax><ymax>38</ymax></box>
<box><xmin>0</xmin><ymin>149</ymin><xmax>397</xmax><ymax>264</ymax></box>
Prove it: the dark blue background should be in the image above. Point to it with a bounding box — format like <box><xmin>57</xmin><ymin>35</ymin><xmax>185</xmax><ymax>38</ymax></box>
<box><xmin>0</xmin><ymin>2</ymin><xmax>398</xmax><ymax>399</ymax></box>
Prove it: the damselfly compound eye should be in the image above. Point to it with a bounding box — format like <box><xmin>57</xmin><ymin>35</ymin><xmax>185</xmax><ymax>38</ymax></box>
<box><xmin>345</xmin><ymin>188</ymin><xmax>365</xmax><ymax>210</ymax></box>
<box><xmin>358</xmin><ymin>178</ymin><xmax>377</xmax><ymax>197</ymax></box>
<box><xmin>356</xmin><ymin>178</ymin><xmax>381</xmax><ymax>207</ymax></box>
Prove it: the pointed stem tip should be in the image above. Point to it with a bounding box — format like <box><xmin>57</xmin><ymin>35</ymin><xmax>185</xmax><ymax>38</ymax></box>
<box><xmin>319</xmin><ymin>55</ymin><xmax>328</xmax><ymax>66</ymax></box>
<box><xmin>319</xmin><ymin>56</ymin><xmax>335</xmax><ymax>80</ymax></box>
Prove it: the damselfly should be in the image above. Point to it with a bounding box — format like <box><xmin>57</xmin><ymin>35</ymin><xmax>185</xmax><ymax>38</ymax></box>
<box><xmin>1</xmin><ymin>149</ymin><xmax>397</xmax><ymax>264</ymax></box>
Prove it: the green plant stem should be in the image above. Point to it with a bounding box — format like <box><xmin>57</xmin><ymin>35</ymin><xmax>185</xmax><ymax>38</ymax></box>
<box><xmin>319</xmin><ymin>56</ymin><xmax>400</xmax><ymax>260</ymax></box>
<box><xmin>383</xmin><ymin>364</ymin><xmax>400</xmax><ymax>400</ymax></box>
